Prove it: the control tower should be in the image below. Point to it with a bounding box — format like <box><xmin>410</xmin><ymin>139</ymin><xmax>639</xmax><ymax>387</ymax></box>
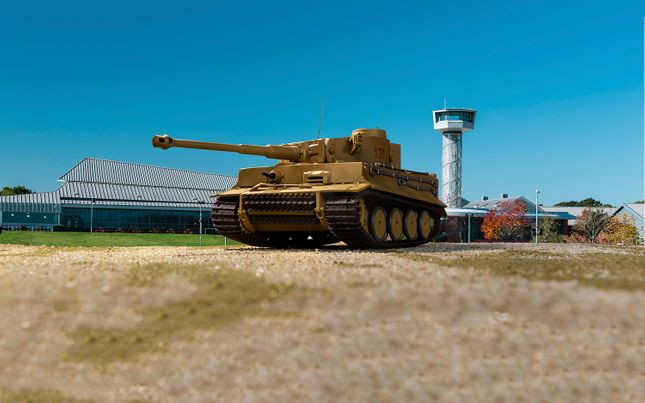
<box><xmin>432</xmin><ymin>108</ymin><xmax>477</xmax><ymax>208</ymax></box>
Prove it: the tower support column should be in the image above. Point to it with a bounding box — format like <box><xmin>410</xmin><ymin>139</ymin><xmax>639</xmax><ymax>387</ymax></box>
<box><xmin>441</xmin><ymin>132</ymin><xmax>462</xmax><ymax>208</ymax></box>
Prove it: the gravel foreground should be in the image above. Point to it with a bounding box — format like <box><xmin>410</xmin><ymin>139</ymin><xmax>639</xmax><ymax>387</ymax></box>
<box><xmin>0</xmin><ymin>243</ymin><xmax>644</xmax><ymax>402</ymax></box>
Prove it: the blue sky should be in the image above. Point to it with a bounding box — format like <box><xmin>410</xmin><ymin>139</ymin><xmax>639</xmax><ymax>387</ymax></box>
<box><xmin>1</xmin><ymin>0</ymin><xmax>643</xmax><ymax>206</ymax></box>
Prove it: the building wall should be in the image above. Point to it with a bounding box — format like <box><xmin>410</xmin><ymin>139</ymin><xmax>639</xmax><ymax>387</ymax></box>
<box><xmin>0</xmin><ymin>192</ymin><xmax>62</xmax><ymax>230</ymax></box>
<box><xmin>1</xmin><ymin>212</ymin><xmax>59</xmax><ymax>226</ymax></box>
<box><xmin>58</xmin><ymin>206</ymin><xmax>213</xmax><ymax>233</ymax></box>
<box><xmin>438</xmin><ymin>216</ymin><xmax>483</xmax><ymax>242</ymax></box>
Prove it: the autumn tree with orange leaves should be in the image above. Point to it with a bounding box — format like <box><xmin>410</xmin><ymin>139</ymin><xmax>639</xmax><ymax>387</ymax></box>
<box><xmin>481</xmin><ymin>199</ymin><xmax>529</xmax><ymax>241</ymax></box>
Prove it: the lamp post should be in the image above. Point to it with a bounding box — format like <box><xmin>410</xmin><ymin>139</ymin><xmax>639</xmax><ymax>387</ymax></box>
<box><xmin>90</xmin><ymin>198</ymin><xmax>95</xmax><ymax>233</ymax></box>
<box><xmin>194</xmin><ymin>198</ymin><xmax>203</xmax><ymax>246</ymax></box>
<box><xmin>535</xmin><ymin>190</ymin><xmax>540</xmax><ymax>244</ymax></box>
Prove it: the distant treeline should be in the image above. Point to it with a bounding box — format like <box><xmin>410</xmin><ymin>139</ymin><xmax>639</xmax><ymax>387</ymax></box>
<box><xmin>554</xmin><ymin>198</ymin><xmax>613</xmax><ymax>208</ymax></box>
<box><xmin>0</xmin><ymin>186</ymin><xmax>33</xmax><ymax>196</ymax></box>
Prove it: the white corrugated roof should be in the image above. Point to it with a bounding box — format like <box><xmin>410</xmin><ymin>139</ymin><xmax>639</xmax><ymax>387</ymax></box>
<box><xmin>1</xmin><ymin>158</ymin><xmax>237</xmax><ymax>213</ymax></box>
<box><xmin>541</xmin><ymin>206</ymin><xmax>619</xmax><ymax>225</ymax></box>
<box><xmin>58</xmin><ymin>182</ymin><xmax>218</xmax><ymax>204</ymax></box>
<box><xmin>0</xmin><ymin>192</ymin><xmax>60</xmax><ymax>204</ymax></box>
<box><xmin>59</xmin><ymin>158</ymin><xmax>237</xmax><ymax>190</ymax></box>
<box><xmin>625</xmin><ymin>203</ymin><xmax>644</xmax><ymax>218</ymax></box>
<box><xmin>542</xmin><ymin>206</ymin><xmax>618</xmax><ymax>217</ymax></box>
<box><xmin>464</xmin><ymin>196</ymin><xmax>540</xmax><ymax>212</ymax></box>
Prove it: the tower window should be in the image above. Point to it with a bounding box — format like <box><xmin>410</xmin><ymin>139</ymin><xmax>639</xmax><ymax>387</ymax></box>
<box><xmin>436</xmin><ymin>111</ymin><xmax>474</xmax><ymax>123</ymax></box>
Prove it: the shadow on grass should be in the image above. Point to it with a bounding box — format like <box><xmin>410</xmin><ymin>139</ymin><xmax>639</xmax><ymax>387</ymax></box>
<box><xmin>66</xmin><ymin>265</ymin><xmax>298</xmax><ymax>365</ymax></box>
<box><xmin>232</xmin><ymin>242</ymin><xmax>511</xmax><ymax>253</ymax></box>
<box><xmin>0</xmin><ymin>387</ymin><xmax>91</xmax><ymax>403</ymax></box>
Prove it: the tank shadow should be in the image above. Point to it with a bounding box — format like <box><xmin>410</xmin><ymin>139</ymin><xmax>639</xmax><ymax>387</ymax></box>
<box><xmin>229</xmin><ymin>242</ymin><xmax>508</xmax><ymax>253</ymax></box>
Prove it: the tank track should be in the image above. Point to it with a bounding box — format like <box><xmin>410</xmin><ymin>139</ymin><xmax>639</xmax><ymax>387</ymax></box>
<box><xmin>211</xmin><ymin>197</ymin><xmax>337</xmax><ymax>248</ymax></box>
<box><xmin>212</xmin><ymin>191</ymin><xmax>443</xmax><ymax>249</ymax></box>
<box><xmin>324</xmin><ymin>190</ymin><xmax>443</xmax><ymax>249</ymax></box>
<box><xmin>211</xmin><ymin>198</ymin><xmax>271</xmax><ymax>247</ymax></box>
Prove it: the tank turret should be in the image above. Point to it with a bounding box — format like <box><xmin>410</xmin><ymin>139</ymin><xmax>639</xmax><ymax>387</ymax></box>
<box><xmin>152</xmin><ymin>128</ymin><xmax>445</xmax><ymax>249</ymax></box>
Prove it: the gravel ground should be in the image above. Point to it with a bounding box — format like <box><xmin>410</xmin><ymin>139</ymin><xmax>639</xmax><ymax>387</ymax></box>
<box><xmin>0</xmin><ymin>243</ymin><xmax>643</xmax><ymax>402</ymax></box>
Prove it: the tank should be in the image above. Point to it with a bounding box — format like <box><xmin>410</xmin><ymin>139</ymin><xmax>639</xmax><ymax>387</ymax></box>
<box><xmin>152</xmin><ymin>128</ymin><xmax>446</xmax><ymax>249</ymax></box>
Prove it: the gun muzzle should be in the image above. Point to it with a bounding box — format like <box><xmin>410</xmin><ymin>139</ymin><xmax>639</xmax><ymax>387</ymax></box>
<box><xmin>152</xmin><ymin>134</ymin><xmax>173</xmax><ymax>150</ymax></box>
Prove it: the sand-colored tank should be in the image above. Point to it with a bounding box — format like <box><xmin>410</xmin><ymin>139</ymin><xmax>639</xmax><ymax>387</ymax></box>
<box><xmin>152</xmin><ymin>128</ymin><xmax>446</xmax><ymax>248</ymax></box>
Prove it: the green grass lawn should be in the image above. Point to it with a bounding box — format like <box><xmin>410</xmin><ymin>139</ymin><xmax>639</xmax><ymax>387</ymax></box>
<box><xmin>0</xmin><ymin>231</ymin><xmax>236</xmax><ymax>247</ymax></box>
<box><xmin>404</xmin><ymin>249</ymin><xmax>645</xmax><ymax>291</ymax></box>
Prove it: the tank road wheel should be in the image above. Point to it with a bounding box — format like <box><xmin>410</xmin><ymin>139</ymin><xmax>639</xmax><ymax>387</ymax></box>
<box><xmin>369</xmin><ymin>207</ymin><xmax>388</xmax><ymax>241</ymax></box>
<box><xmin>388</xmin><ymin>208</ymin><xmax>404</xmax><ymax>241</ymax></box>
<box><xmin>418</xmin><ymin>210</ymin><xmax>434</xmax><ymax>241</ymax></box>
<box><xmin>359</xmin><ymin>199</ymin><xmax>369</xmax><ymax>233</ymax></box>
<box><xmin>404</xmin><ymin>209</ymin><xmax>419</xmax><ymax>241</ymax></box>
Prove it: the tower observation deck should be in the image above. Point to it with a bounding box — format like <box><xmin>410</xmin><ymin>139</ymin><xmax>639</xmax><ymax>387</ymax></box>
<box><xmin>432</xmin><ymin>108</ymin><xmax>477</xmax><ymax>208</ymax></box>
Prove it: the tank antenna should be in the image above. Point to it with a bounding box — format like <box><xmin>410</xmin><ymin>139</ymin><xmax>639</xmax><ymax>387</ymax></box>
<box><xmin>317</xmin><ymin>97</ymin><xmax>324</xmax><ymax>138</ymax></box>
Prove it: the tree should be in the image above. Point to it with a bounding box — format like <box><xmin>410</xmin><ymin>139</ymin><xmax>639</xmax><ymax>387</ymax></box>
<box><xmin>535</xmin><ymin>218</ymin><xmax>564</xmax><ymax>243</ymax></box>
<box><xmin>0</xmin><ymin>186</ymin><xmax>33</xmax><ymax>196</ymax></box>
<box><xmin>605</xmin><ymin>215</ymin><xmax>640</xmax><ymax>245</ymax></box>
<box><xmin>554</xmin><ymin>198</ymin><xmax>613</xmax><ymax>208</ymax></box>
<box><xmin>574</xmin><ymin>208</ymin><xmax>611</xmax><ymax>243</ymax></box>
<box><xmin>481</xmin><ymin>200</ymin><xmax>529</xmax><ymax>241</ymax></box>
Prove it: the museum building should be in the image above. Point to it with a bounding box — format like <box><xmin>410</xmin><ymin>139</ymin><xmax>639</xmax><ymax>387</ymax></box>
<box><xmin>0</xmin><ymin>158</ymin><xmax>236</xmax><ymax>232</ymax></box>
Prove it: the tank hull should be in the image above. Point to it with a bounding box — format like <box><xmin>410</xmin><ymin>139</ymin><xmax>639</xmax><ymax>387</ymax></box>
<box><xmin>211</xmin><ymin>162</ymin><xmax>446</xmax><ymax>249</ymax></box>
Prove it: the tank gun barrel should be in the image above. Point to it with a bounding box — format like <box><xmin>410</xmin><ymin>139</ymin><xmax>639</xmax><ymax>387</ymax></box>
<box><xmin>152</xmin><ymin>134</ymin><xmax>301</xmax><ymax>161</ymax></box>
